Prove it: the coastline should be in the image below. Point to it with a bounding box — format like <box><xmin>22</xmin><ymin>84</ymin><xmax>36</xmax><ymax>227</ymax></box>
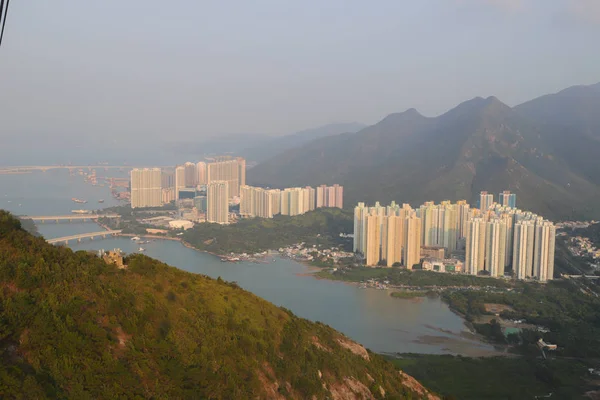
<box><xmin>67</xmin><ymin>226</ymin><xmax>504</xmax><ymax>358</ymax></box>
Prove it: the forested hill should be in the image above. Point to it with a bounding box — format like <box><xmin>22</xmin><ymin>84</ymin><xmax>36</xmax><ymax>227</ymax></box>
<box><xmin>0</xmin><ymin>211</ymin><xmax>437</xmax><ymax>399</ymax></box>
<box><xmin>249</xmin><ymin>83</ymin><xmax>600</xmax><ymax>220</ymax></box>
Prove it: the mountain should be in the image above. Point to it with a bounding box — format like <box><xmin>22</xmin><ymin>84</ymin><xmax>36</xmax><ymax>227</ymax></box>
<box><xmin>242</xmin><ymin>122</ymin><xmax>366</xmax><ymax>163</ymax></box>
<box><xmin>164</xmin><ymin>133</ymin><xmax>272</xmax><ymax>160</ymax></box>
<box><xmin>250</xmin><ymin>84</ymin><xmax>600</xmax><ymax>220</ymax></box>
<box><xmin>515</xmin><ymin>82</ymin><xmax>600</xmax><ymax>189</ymax></box>
<box><xmin>0</xmin><ymin>211</ymin><xmax>436</xmax><ymax>399</ymax></box>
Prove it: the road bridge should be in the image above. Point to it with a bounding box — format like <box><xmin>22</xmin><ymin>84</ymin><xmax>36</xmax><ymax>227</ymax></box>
<box><xmin>0</xmin><ymin>165</ymin><xmax>142</xmax><ymax>173</ymax></box>
<box><xmin>47</xmin><ymin>230</ymin><xmax>122</xmax><ymax>245</ymax></box>
<box><xmin>20</xmin><ymin>214</ymin><xmax>120</xmax><ymax>222</ymax></box>
<box><xmin>562</xmin><ymin>274</ymin><xmax>600</xmax><ymax>280</ymax></box>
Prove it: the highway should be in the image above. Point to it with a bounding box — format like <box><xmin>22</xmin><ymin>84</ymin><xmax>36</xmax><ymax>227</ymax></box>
<box><xmin>19</xmin><ymin>214</ymin><xmax>120</xmax><ymax>222</ymax></box>
<box><xmin>47</xmin><ymin>230</ymin><xmax>122</xmax><ymax>244</ymax></box>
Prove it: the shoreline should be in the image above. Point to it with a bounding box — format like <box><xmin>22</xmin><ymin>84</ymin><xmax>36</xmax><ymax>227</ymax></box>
<box><xmin>55</xmin><ymin>228</ymin><xmax>504</xmax><ymax>358</ymax></box>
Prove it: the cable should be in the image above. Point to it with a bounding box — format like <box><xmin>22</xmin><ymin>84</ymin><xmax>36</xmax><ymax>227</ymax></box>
<box><xmin>0</xmin><ymin>0</ymin><xmax>5</xmax><ymax>42</ymax></box>
<box><xmin>0</xmin><ymin>0</ymin><xmax>10</xmax><ymax>48</ymax></box>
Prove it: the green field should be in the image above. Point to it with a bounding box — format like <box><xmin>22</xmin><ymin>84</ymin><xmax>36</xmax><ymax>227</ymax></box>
<box><xmin>390</xmin><ymin>354</ymin><xmax>592</xmax><ymax>400</ymax></box>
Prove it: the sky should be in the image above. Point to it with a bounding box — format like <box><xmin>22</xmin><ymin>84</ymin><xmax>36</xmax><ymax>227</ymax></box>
<box><xmin>0</xmin><ymin>0</ymin><xmax>599</xmax><ymax>148</ymax></box>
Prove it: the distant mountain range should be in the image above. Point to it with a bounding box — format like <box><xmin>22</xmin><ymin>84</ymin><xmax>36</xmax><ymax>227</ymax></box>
<box><xmin>242</xmin><ymin>122</ymin><xmax>366</xmax><ymax>163</ymax></box>
<box><xmin>163</xmin><ymin>122</ymin><xmax>366</xmax><ymax>164</ymax></box>
<box><xmin>249</xmin><ymin>83</ymin><xmax>600</xmax><ymax>220</ymax></box>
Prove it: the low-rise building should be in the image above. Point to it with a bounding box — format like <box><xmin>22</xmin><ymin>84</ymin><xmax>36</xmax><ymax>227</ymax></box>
<box><xmin>169</xmin><ymin>220</ymin><xmax>194</xmax><ymax>230</ymax></box>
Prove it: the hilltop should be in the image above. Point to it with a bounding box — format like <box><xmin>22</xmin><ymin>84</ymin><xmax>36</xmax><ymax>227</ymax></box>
<box><xmin>249</xmin><ymin>83</ymin><xmax>600</xmax><ymax>220</ymax></box>
<box><xmin>0</xmin><ymin>211</ymin><xmax>436</xmax><ymax>399</ymax></box>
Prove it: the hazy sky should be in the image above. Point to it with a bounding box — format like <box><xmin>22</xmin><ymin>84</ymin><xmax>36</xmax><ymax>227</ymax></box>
<box><xmin>0</xmin><ymin>0</ymin><xmax>598</xmax><ymax>143</ymax></box>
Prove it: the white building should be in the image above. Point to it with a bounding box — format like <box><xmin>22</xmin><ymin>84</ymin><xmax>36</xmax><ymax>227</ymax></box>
<box><xmin>130</xmin><ymin>168</ymin><xmax>162</xmax><ymax>208</ymax></box>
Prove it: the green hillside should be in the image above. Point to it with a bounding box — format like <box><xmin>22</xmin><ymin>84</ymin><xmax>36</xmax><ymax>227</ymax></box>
<box><xmin>182</xmin><ymin>208</ymin><xmax>353</xmax><ymax>254</ymax></box>
<box><xmin>0</xmin><ymin>211</ymin><xmax>436</xmax><ymax>399</ymax></box>
<box><xmin>249</xmin><ymin>83</ymin><xmax>600</xmax><ymax>220</ymax></box>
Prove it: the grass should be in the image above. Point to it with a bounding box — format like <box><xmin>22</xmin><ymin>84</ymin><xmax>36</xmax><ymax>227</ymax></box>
<box><xmin>390</xmin><ymin>354</ymin><xmax>592</xmax><ymax>400</ymax></box>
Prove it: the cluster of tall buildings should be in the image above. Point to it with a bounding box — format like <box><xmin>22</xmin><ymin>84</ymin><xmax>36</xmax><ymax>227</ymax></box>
<box><xmin>465</xmin><ymin>204</ymin><xmax>555</xmax><ymax>281</ymax></box>
<box><xmin>130</xmin><ymin>156</ymin><xmax>246</xmax><ymax>208</ymax></box>
<box><xmin>316</xmin><ymin>184</ymin><xmax>343</xmax><ymax>208</ymax></box>
<box><xmin>354</xmin><ymin>190</ymin><xmax>556</xmax><ymax>282</ymax></box>
<box><xmin>240</xmin><ymin>184</ymin><xmax>343</xmax><ymax>219</ymax></box>
<box><xmin>130</xmin><ymin>157</ymin><xmax>246</xmax><ymax>226</ymax></box>
<box><xmin>172</xmin><ymin>157</ymin><xmax>245</xmax><ymax>200</ymax></box>
<box><xmin>353</xmin><ymin>202</ymin><xmax>422</xmax><ymax>269</ymax></box>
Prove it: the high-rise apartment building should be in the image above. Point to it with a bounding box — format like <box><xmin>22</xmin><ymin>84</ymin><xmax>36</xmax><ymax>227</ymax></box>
<box><xmin>353</xmin><ymin>202</ymin><xmax>368</xmax><ymax>254</ymax></box>
<box><xmin>206</xmin><ymin>181</ymin><xmax>229</xmax><ymax>224</ymax></box>
<box><xmin>485</xmin><ymin>219</ymin><xmax>507</xmax><ymax>277</ymax></box>
<box><xmin>130</xmin><ymin>168</ymin><xmax>162</xmax><ymax>208</ymax></box>
<box><xmin>334</xmin><ymin>184</ymin><xmax>343</xmax><ymax>208</ymax></box>
<box><xmin>175</xmin><ymin>166</ymin><xmax>185</xmax><ymax>200</ymax></box>
<box><xmin>465</xmin><ymin>218</ymin><xmax>486</xmax><ymax>275</ymax></box>
<box><xmin>207</xmin><ymin>157</ymin><xmax>246</xmax><ymax>198</ymax></box>
<box><xmin>316</xmin><ymin>185</ymin><xmax>326</xmax><ymax>208</ymax></box>
<box><xmin>417</xmin><ymin>201</ymin><xmax>459</xmax><ymax>255</ymax></box>
<box><xmin>196</xmin><ymin>162</ymin><xmax>207</xmax><ymax>185</ymax></box>
<box><xmin>404</xmin><ymin>212</ymin><xmax>422</xmax><ymax>269</ymax></box>
<box><xmin>512</xmin><ymin>220</ymin><xmax>535</xmax><ymax>280</ymax></box>
<box><xmin>499</xmin><ymin>190</ymin><xmax>516</xmax><ymax>208</ymax></box>
<box><xmin>501</xmin><ymin>211</ymin><xmax>516</xmax><ymax>269</ymax></box>
<box><xmin>365</xmin><ymin>213</ymin><xmax>383</xmax><ymax>266</ymax></box>
<box><xmin>533</xmin><ymin>220</ymin><xmax>556</xmax><ymax>282</ymax></box>
<box><xmin>161</xmin><ymin>170</ymin><xmax>175</xmax><ymax>189</ymax></box>
<box><xmin>316</xmin><ymin>184</ymin><xmax>344</xmax><ymax>208</ymax></box>
<box><xmin>280</xmin><ymin>187</ymin><xmax>314</xmax><ymax>216</ymax></box>
<box><xmin>382</xmin><ymin>215</ymin><xmax>405</xmax><ymax>267</ymax></box>
<box><xmin>456</xmin><ymin>200</ymin><xmax>470</xmax><ymax>241</ymax></box>
<box><xmin>479</xmin><ymin>191</ymin><xmax>494</xmax><ymax>212</ymax></box>
<box><xmin>184</xmin><ymin>162</ymin><xmax>197</xmax><ymax>187</ymax></box>
<box><xmin>270</xmin><ymin>190</ymin><xmax>281</xmax><ymax>216</ymax></box>
<box><xmin>240</xmin><ymin>185</ymin><xmax>279</xmax><ymax>219</ymax></box>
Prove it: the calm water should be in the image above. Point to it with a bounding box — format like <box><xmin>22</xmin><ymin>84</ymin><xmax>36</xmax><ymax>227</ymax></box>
<box><xmin>0</xmin><ymin>170</ymin><xmax>494</xmax><ymax>355</ymax></box>
<box><xmin>0</xmin><ymin>169</ymin><xmax>128</xmax><ymax>216</ymax></box>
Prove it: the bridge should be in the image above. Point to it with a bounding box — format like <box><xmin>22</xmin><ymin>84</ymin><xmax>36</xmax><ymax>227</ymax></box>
<box><xmin>47</xmin><ymin>230</ymin><xmax>122</xmax><ymax>245</ymax></box>
<box><xmin>562</xmin><ymin>274</ymin><xmax>600</xmax><ymax>280</ymax></box>
<box><xmin>20</xmin><ymin>214</ymin><xmax>120</xmax><ymax>223</ymax></box>
<box><xmin>0</xmin><ymin>165</ymin><xmax>140</xmax><ymax>173</ymax></box>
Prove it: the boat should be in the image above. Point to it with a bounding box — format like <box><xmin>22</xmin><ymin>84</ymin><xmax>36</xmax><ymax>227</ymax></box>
<box><xmin>71</xmin><ymin>197</ymin><xmax>87</xmax><ymax>204</ymax></box>
<box><xmin>71</xmin><ymin>209</ymin><xmax>92</xmax><ymax>214</ymax></box>
<box><xmin>131</xmin><ymin>236</ymin><xmax>141</xmax><ymax>241</ymax></box>
<box><xmin>98</xmin><ymin>199</ymin><xmax>105</xmax><ymax>203</ymax></box>
<box><xmin>138</xmin><ymin>247</ymin><xmax>146</xmax><ymax>252</ymax></box>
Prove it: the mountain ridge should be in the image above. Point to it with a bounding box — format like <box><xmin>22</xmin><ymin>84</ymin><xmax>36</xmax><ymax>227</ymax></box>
<box><xmin>249</xmin><ymin>83</ymin><xmax>600</xmax><ymax>219</ymax></box>
<box><xmin>0</xmin><ymin>211</ymin><xmax>436</xmax><ymax>399</ymax></box>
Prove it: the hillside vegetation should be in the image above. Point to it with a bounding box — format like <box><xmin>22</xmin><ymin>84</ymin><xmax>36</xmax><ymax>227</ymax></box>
<box><xmin>250</xmin><ymin>83</ymin><xmax>600</xmax><ymax>220</ymax></box>
<box><xmin>182</xmin><ymin>208</ymin><xmax>353</xmax><ymax>254</ymax></box>
<box><xmin>0</xmin><ymin>211</ymin><xmax>436</xmax><ymax>399</ymax></box>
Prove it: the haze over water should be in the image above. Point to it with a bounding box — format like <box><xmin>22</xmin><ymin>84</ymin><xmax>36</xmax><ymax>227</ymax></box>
<box><xmin>0</xmin><ymin>170</ymin><xmax>496</xmax><ymax>356</ymax></box>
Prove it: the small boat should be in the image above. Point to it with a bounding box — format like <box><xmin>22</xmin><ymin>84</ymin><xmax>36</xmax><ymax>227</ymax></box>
<box><xmin>131</xmin><ymin>236</ymin><xmax>141</xmax><ymax>241</ymax></box>
<box><xmin>72</xmin><ymin>209</ymin><xmax>92</xmax><ymax>214</ymax></box>
<box><xmin>138</xmin><ymin>247</ymin><xmax>146</xmax><ymax>252</ymax></box>
<box><xmin>98</xmin><ymin>199</ymin><xmax>105</xmax><ymax>203</ymax></box>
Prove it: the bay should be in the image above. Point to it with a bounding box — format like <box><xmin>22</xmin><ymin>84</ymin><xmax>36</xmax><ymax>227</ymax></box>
<box><xmin>0</xmin><ymin>170</ymin><xmax>497</xmax><ymax>356</ymax></box>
